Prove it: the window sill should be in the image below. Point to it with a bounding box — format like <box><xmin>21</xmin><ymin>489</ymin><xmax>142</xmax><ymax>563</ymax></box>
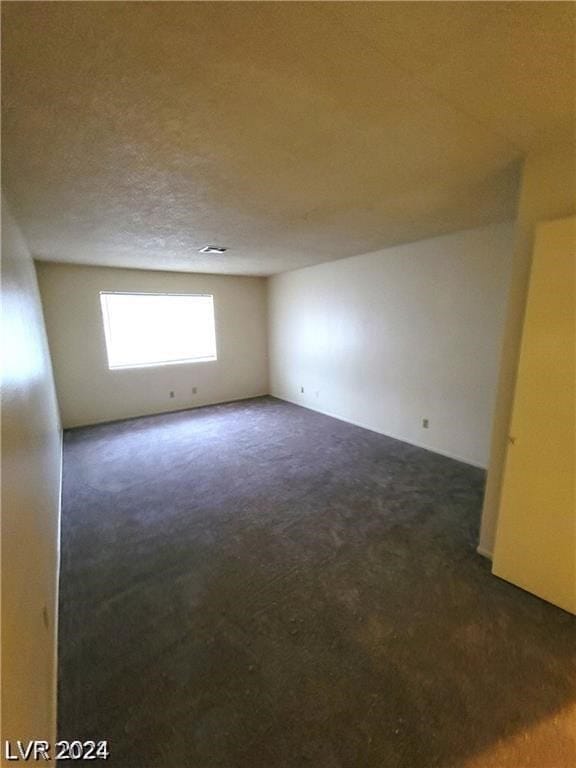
<box><xmin>108</xmin><ymin>356</ymin><xmax>217</xmax><ymax>371</ymax></box>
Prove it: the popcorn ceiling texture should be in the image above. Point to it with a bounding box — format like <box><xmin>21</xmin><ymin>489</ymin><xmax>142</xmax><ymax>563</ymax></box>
<box><xmin>2</xmin><ymin>2</ymin><xmax>574</xmax><ymax>275</ymax></box>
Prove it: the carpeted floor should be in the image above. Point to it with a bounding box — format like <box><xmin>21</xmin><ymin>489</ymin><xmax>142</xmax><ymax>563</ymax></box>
<box><xmin>58</xmin><ymin>396</ymin><xmax>575</xmax><ymax>768</ymax></box>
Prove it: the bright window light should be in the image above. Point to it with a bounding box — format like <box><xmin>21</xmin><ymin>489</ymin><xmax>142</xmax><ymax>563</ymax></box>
<box><xmin>100</xmin><ymin>292</ymin><xmax>217</xmax><ymax>369</ymax></box>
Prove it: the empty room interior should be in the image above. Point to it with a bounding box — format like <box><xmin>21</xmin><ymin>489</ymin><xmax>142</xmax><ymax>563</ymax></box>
<box><xmin>2</xmin><ymin>2</ymin><xmax>575</xmax><ymax>767</ymax></box>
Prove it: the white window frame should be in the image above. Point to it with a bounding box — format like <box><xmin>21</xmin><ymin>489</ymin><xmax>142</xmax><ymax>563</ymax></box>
<box><xmin>99</xmin><ymin>291</ymin><xmax>218</xmax><ymax>370</ymax></box>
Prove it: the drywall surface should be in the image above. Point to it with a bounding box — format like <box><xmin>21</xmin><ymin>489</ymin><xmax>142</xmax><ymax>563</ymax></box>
<box><xmin>36</xmin><ymin>263</ymin><xmax>268</xmax><ymax>428</ymax></box>
<box><xmin>10</xmin><ymin>1</ymin><xmax>568</xmax><ymax>275</ymax></box>
<box><xmin>479</xmin><ymin>138</ymin><xmax>576</xmax><ymax>557</ymax></box>
<box><xmin>1</xmin><ymin>196</ymin><xmax>62</xmax><ymax>765</ymax></box>
<box><xmin>269</xmin><ymin>222</ymin><xmax>514</xmax><ymax>469</ymax></box>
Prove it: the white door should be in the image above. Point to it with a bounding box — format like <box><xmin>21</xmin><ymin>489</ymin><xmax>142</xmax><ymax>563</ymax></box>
<box><xmin>492</xmin><ymin>215</ymin><xmax>576</xmax><ymax>614</ymax></box>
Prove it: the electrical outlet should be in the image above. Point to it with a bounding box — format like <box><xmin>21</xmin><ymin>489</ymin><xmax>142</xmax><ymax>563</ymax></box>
<box><xmin>300</xmin><ymin>386</ymin><xmax>305</xmax><ymax>394</ymax></box>
<box><xmin>169</xmin><ymin>391</ymin><xmax>175</xmax><ymax>399</ymax></box>
<box><xmin>192</xmin><ymin>387</ymin><xmax>197</xmax><ymax>395</ymax></box>
<box><xmin>422</xmin><ymin>418</ymin><xmax>429</xmax><ymax>429</ymax></box>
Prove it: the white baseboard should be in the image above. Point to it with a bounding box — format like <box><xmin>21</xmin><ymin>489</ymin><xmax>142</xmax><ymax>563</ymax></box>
<box><xmin>272</xmin><ymin>394</ymin><xmax>487</xmax><ymax>470</ymax></box>
<box><xmin>65</xmin><ymin>392</ymin><xmax>271</xmax><ymax>429</ymax></box>
<box><xmin>476</xmin><ymin>544</ymin><xmax>493</xmax><ymax>560</ymax></box>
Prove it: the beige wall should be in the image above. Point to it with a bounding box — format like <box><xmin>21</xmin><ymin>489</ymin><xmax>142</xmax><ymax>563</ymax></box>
<box><xmin>479</xmin><ymin>139</ymin><xmax>576</xmax><ymax>557</ymax></box>
<box><xmin>1</xmin><ymin>197</ymin><xmax>62</xmax><ymax>763</ymax></box>
<box><xmin>269</xmin><ymin>221</ymin><xmax>514</xmax><ymax>469</ymax></box>
<box><xmin>492</xmin><ymin>216</ymin><xmax>576</xmax><ymax>613</ymax></box>
<box><xmin>36</xmin><ymin>263</ymin><xmax>269</xmax><ymax>428</ymax></box>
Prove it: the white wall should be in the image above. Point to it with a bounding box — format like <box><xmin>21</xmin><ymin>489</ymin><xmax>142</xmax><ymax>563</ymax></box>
<box><xmin>36</xmin><ymin>263</ymin><xmax>269</xmax><ymax>428</ymax></box>
<box><xmin>1</xmin><ymin>196</ymin><xmax>62</xmax><ymax>765</ymax></box>
<box><xmin>269</xmin><ymin>222</ymin><xmax>514</xmax><ymax>468</ymax></box>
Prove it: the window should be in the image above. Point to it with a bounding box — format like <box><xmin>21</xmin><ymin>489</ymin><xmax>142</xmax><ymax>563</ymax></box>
<box><xmin>100</xmin><ymin>292</ymin><xmax>217</xmax><ymax>369</ymax></box>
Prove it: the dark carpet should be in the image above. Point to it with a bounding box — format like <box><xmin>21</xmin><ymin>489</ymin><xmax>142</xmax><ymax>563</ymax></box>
<box><xmin>58</xmin><ymin>396</ymin><xmax>575</xmax><ymax>768</ymax></box>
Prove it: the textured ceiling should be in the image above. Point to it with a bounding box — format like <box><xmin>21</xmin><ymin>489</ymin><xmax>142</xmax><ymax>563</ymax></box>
<box><xmin>2</xmin><ymin>2</ymin><xmax>574</xmax><ymax>275</ymax></box>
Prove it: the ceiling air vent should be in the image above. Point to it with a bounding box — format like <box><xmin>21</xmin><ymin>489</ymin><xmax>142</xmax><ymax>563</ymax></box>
<box><xmin>199</xmin><ymin>245</ymin><xmax>227</xmax><ymax>254</ymax></box>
